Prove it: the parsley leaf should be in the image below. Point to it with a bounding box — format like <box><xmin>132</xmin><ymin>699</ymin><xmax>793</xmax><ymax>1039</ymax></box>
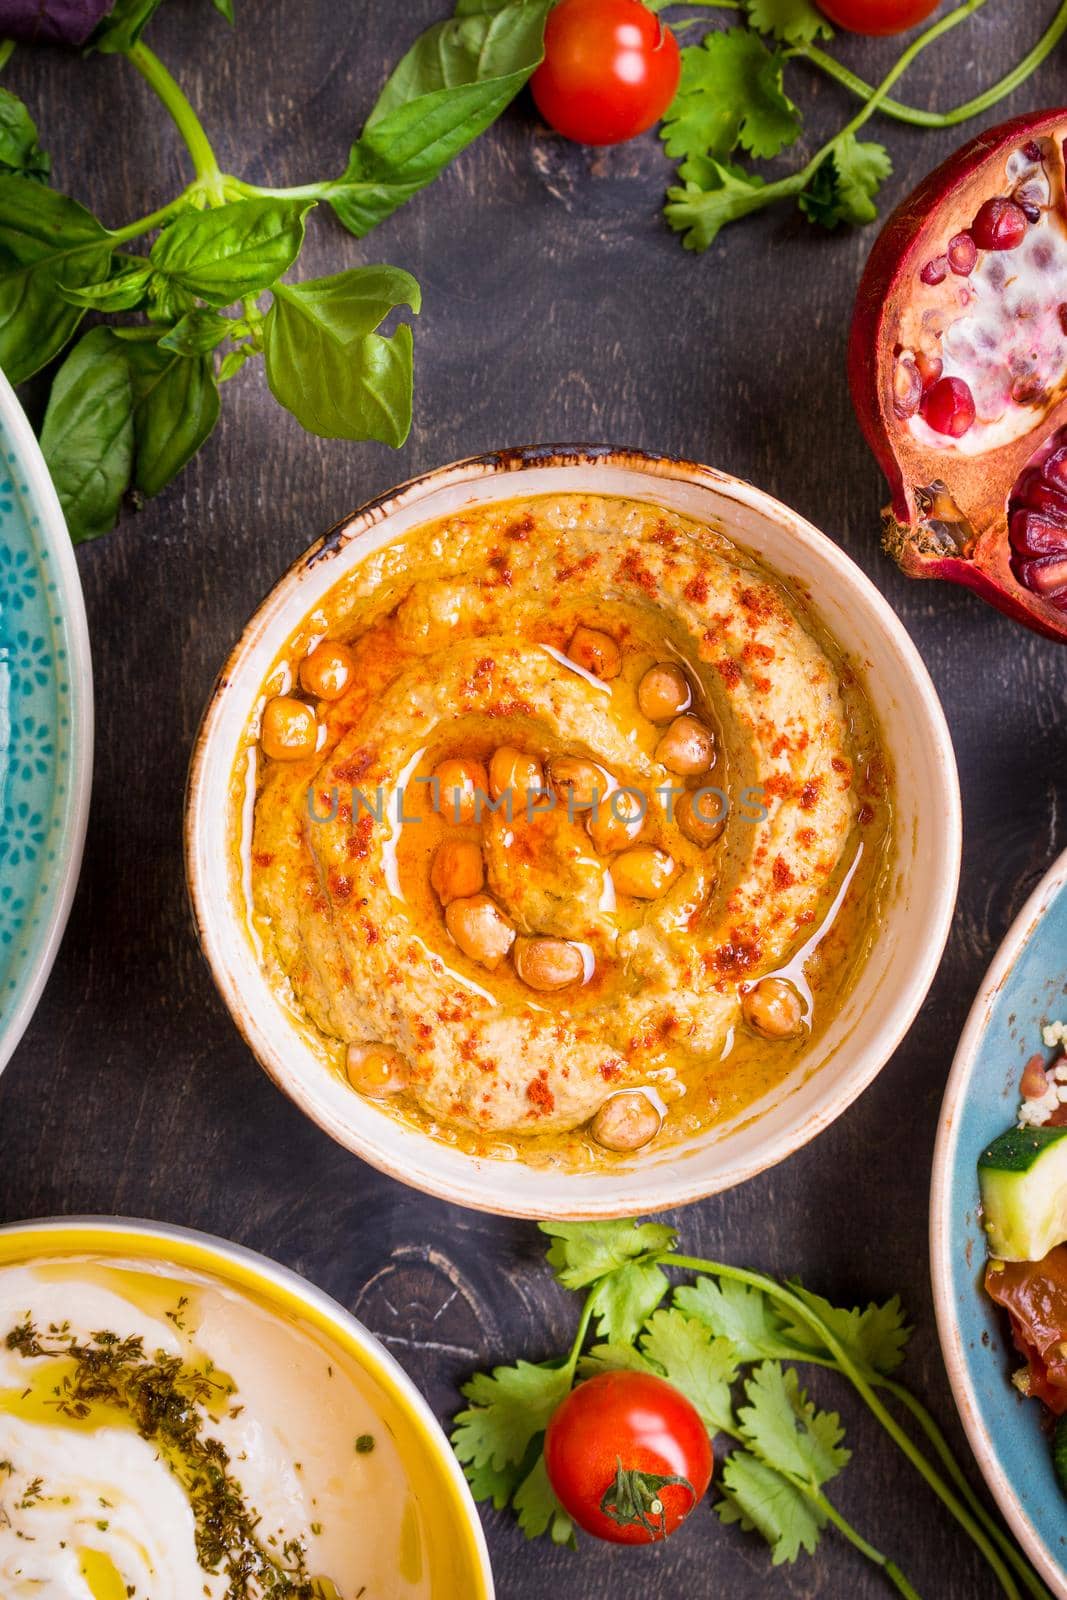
<box><xmin>717</xmin><ymin>1449</ymin><xmax>827</xmax><ymax>1563</ymax></box>
<box><xmin>540</xmin><ymin>1219</ymin><xmax>675</xmax><ymax>1289</ymax></box>
<box><xmin>737</xmin><ymin>1363</ymin><xmax>850</xmax><ymax>1486</ymax></box>
<box><xmin>513</xmin><ymin>1453</ymin><xmax>576</xmax><ymax>1547</ymax></box>
<box><xmin>661</xmin><ymin>29</ymin><xmax>801</xmax><ymax>163</ymax></box>
<box><xmin>779</xmin><ymin>1284</ymin><xmax>911</xmax><ymax>1375</ymax></box>
<box><xmin>639</xmin><ymin>1310</ymin><xmax>738</xmax><ymax>1432</ymax></box>
<box><xmin>746</xmin><ymin>0</ymin><xmax>834</xmax><ymax>44</ymax></box>
<box><xmin>452</xmin><ymin>1359</ymin><xmax>572</xmax><ymax>1477</ymax></box>
<box><xmin>798</xmin><ymin>135</ymin><xmax>892</xmax><ymax>229</ymax></box>
<box><xmin>665</xmin><ymin>159</ymin><xmax>775</xmax><ymax>252</ymax></box>
<box><xmin>673</xmin><ymin>1275</ymin><xmax>792</xmax><ymax>1362</ymax></box>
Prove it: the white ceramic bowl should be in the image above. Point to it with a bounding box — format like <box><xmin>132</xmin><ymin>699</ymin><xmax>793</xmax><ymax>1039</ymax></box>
<box><xmin>0</xmin><ymin>1215</ymin><xmax>494</xmax><ymax>1598</ymax></box>
<box><xmin>186</xmin><ymin>447</ymin><xmax>961</xmax><ymax>1219</ymax></box>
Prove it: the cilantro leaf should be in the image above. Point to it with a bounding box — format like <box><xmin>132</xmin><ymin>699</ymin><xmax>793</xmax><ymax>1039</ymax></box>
<box><xmin>452</xmin><ymin>1359</ymin><xmax>572</xmax><ymax>1476</ymax></box>
<box><xmin>661</xmin><ymin>29</ymin><xmax>800</xmax><ymax>163</ymax></box>
<box><xmin>462</xmin><ymin>1451</ymin><xmax>531</xmax><ymax>1510</ymax></box>
<box><xmin>779</xmin><ymin>1284</ymin><xmax>911</xmax><ymax>1376</ymax></box>
<box><xmin>665</xmin><ymin>159</ymin><xmax>774</xmax><ymax>252</ymax></box>
<box><xmin>513</xmin><ymin>1453</ymin><xmax>577</xmax><ymax>1547</ymax></box>
<box><xmin>737</xmin><ymin>1363</ymin><xmax>850</xmax><ymax>1486</ymax></box>
<box><xmin>540</xmin><ymin>1219</ymin><xmax>675</xmax><ymax>1290</ymax></box>
<box><xmin>746</xmin><ymin>0</ymin><xmax>834</xmax><ymax>44</ymax></box>
<box><xmin>673</xmin><ymin>1275</ymin><xmax>792</xmax><ymax>1363</ymax></box>
<box><xmin>589</xmin><ymin>1260</ymin><xmax>670</xmax><ymax>1346</ymax></box>
<box><xmin>717</xmin><ymin>1449</ymin><xmax>826</xmax><ymax>1564</ymax></box>
<box><xmin>798</xmin><ymin>135</ymin><xmax>892</xmax><ymax>229</ymax></box>
<box><xmin>578</xmin><ymin>1342</ymin><xmax>657</xmax><ymax>1378</ymax></box>
<box><xmin>639</xmin><ymin>1309</ymin><xmax>739</xmax><ymax>1433</ymax></box>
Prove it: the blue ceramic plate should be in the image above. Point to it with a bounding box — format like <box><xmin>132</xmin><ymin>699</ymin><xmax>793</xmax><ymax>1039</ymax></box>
<box><xmin>932</xmin><ymin>847</ymin><xmax>1067</xmax><ymax>1599</ymax></box>
<box><xmin>0</xmin><ymin>369</ymin><xmax>92</xmax><ymax>1075</ymax></box>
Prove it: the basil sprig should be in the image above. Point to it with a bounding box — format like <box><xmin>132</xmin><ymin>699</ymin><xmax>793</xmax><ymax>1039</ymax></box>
<box><xmin>0</xmin><ymin>0</ymin><xmax>551</xmax><ymax>542</ymax></box>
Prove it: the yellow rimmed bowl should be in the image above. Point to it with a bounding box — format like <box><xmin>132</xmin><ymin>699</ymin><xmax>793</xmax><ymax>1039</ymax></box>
<box><xmin>186</xmin><ymin>445</ymin><xmax>962</xmax><ymax>1219</ymax></box>
<box><xmin>0</xmin><ymin>1215</ymin><xmax>493</xmax><ymax>1599</ymax></box>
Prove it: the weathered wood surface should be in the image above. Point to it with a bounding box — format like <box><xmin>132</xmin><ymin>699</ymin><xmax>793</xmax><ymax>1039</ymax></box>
<box><xmin>2</xmin><ymin>3</ymin><xmax>1066</xmax><ymax>1594</ymax></box>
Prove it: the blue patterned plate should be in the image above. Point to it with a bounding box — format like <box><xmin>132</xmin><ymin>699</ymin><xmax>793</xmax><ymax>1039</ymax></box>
<box><xmin>0</xmin><ymin>369</ymin><xmax>92</xmax><ymax>1076</ymax></box>
<box><xmin>931</xmin><ymin>848</ymin><xmax>1067</xmax><ymax>1599</ymax></box>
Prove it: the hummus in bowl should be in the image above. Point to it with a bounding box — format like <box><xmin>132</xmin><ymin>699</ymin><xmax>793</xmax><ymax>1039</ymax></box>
<box><xmin>186</xmin><ymin>448</ymin><xmax>961</xmax><ymax>1217</ymax></box>
<box><xmin>0</xmin><ymin>1218</ymin><xmax>492</xmax><ymax>1600</ymax></box>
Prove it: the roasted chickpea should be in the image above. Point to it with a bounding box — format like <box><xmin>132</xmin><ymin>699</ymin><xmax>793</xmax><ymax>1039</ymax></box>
<box><xmin>676</xmin><ymin>787</ymin><xmax>726</xmax><ymax>848</ymax></box>
<box><xmin>513</xmin><ymin>936</ymin><xmax>586</xmax><ymax>991</ymax></box>
<box><xmin>591</xmin><ymin>1090</ymin><xmax>662</xmax><ymax>1152</ymax></box>
<box><xmin>567</xmin><ymin>624</ymin><xmax>622</xmax><ymax>681</ymax></box>
<box><xmin>299</xmin><ymin>639</ymin><xmax>356</xmax><ymax>701</ymax></box>
<box><xmin>489</xmin><ymin>746</ymin><xmax>545</xmax><ymax>805</ymax></box>
<box><xmin>637</xmin><ymin>662</ymin><xmax>692</xmax><ymax>723</ymax></box>
<box><xmin>548</xmin><ymin>755</ymin><xmax>608</xmax><ymax>810</ymax></box>
<box><xmin>445</xmin><ymin>893</ymin><xmax>516</xmax><ymax>970</ymax></box>
<box><xmin>587</xmin><ymin>787</ymin><xmax>645</xmax><ymax>854</ymax></box>
<box><xmin>611</xmin><ymin>845</ymin><xmax>676</xmax><ymax>899</ymax></box>
<box><xmin>346</xmin><ymin>1043</ymin><xmax>409</xmax><ymax>1097</ymax></box>
<box><xmin>741</xmin><ymin>976</ymin><xmax>806</xmax><ymax>1039</ymax></box>
<box><xmin>430</xmin><ymin>839</ymin><xmax>484</xmax><ymax>906</ymax></box>
<box><xmin>433</xmin><ymin>757</ymin><xmax>490</xmax><ymax>824</ymax></box>
<box><xmin>261</xmin><ymin>695</ymin><xmax>318</xmax><ymax>761</ymax></box>
<box><xmin>655</xmin><ymin>714</ymin><xmax>715</xmax><ymax>776</ymax></box>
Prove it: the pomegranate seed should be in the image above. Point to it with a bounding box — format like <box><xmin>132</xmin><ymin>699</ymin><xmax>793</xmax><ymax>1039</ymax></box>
<box><xmin>1023</xmin><ymin>140</ymin><xmax>1042</xmax><ymax>162</ymax></box>
<box><xmin>920</xmin><ymin>255</ymin><xmax>948</xmax><ymax>285</ymax></box>
<box><xmin>1020</xmin><ymin>480</ymin><xmax>1067</xmax><ymax>522</ymax></box>
<box><xmin>1058</xmin><ymin>304</ymin><xmax>1067</xmax><ymax>337</ymax></box>
<box><xmin>1022</xmin><ymin>553</ymin><xmax>1067</xmax><ymax>600</ymax></box>
<box><xmin>920</xmin><ymin>375</ymin><xmax>975</xmax><ymax>438</ymax></box>
<box><xmin>1042</xmin><ymin>444</ymin><xmax>1067</xmax><ymax>488</ymax></box>
<box><xmin>971</xmin><ymin>197</ymin><xmax>1027</xmax><ymax>251</ymax></box>
<box><xmin>1010</xmin><ymin>510</ymin><xmax>1067</xmax><ymax>557</ymax></box>
<box><xmin>947</xmin><ymin>232</ymin><xmax>977</xmax><ymax>275</ymax></box>
<box><xmin>915</xmin><ymin>351</ymin><xmax>942</xmax><ymax>393</ymax></box>
<box><xmin>892</xmin><ymin>356</ymin><xmax>921</xmax><ymax>419</ymax></box>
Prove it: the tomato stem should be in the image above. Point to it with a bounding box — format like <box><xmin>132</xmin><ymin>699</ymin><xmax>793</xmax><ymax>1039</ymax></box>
<box><xmin>791</xmin><ymin>0</ymin><xmax>1067</xmax><ymax>129</ymax></box>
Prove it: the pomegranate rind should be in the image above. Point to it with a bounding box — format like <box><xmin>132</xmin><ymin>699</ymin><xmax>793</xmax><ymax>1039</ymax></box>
<box><xmin>848</xmin><ymin>109</ymin><xmax>1067</xmax><ymax>643</ymax></box>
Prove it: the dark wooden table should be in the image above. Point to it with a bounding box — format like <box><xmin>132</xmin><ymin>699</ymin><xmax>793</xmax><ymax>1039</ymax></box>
<box><xmin>2</xmin><ymin>3</ymin><xmax>1065</xmax><ymax>1595</ymax></box>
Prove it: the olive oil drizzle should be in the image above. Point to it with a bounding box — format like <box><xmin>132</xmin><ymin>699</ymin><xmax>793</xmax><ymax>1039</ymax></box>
<box><xmin>4</xmin><ymin>1319</ymin><xmax>342</xmax><ymax>1599</ymax></box>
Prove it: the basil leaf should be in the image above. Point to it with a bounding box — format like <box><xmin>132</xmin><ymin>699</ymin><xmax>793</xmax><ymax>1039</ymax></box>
<box><xmin>40</xmin><ymin>326</ymin><xmax>134</xmax><ymax>544</ymax></box>
<box><xmin>0</xmin><ymin>0</ymin><xmax>111</xmax><ymax>47</ymax></box>
<box><xmin>217</xmin><ymin>343</ymin><xmax>254</xmax><ymax>382</ymax></box>
<box><xmin>124</xmin><ymin>340</ymin><xmax>220</xmax><ymax>497</ymax></box>
<box><xmin>211</xmin><ymin>0</ymin><xmax>234</xmax><ymax>17</ymax></box>
<box><xmin>0</xmin><ymin>88</ymin><xmax>50</xmax><ymax>181</ymax></box>
<box><xmin>263</xmin><ymin>266</ymin><xmax>420</xmax><ymax>447</ymax></box>
<box><xmin>59</xmin><ymin>258</ymin><xmax>154</xmax><ymax>311</ymax></box>
<box><xmin>328</xmin><ymin>1</ymin><xmax>549</xmax><ymax>238</ymax></box>
<box><xmin>157</xmin><ymin>307</ymin><xmax>230</xmax><ymax>355</ymax></box>
<box><xmin>92</xmin><ymin>0</ymin><xmax>163</xmax><ymax>52</ymax></box>
<box><xmin>150</xmin><ymin>198</ymin><xmax>310</xmax><ymax>306</ymax></box>
<box><xmin>0</xmin><ymin>177</ymin><xmax>113</xmax><ymax>380</ymax></box>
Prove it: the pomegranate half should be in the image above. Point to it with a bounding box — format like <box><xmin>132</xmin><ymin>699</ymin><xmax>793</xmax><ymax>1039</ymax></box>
<box><xmin>849</xmin><ymin>110</ymin><xmax>1067</xmax><ymax>643</ymax></box>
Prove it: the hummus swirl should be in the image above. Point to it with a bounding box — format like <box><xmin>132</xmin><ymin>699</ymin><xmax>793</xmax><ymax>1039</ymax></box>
<box><xmin>249</xmin><ymin>495</ymin><xmax>879</xmax><ymax>1147</ymax></box>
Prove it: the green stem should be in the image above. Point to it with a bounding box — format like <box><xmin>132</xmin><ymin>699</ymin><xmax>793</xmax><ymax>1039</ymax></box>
<box><xmin>229</xmin><ymin>176</ymin><xmax>331</xmax><ymax>204</ymax></box>
<box><xmin>793</xmin><ymin>1</ymin><xmax>1067</xmax><ymax>129</ymax></box>
<box><xmin>811</xmin><ymin>1488</ymin><xmax>922</xmax><ymax>1599</ymax></box>
<box><xmin>0</xmin><ymin>40</ymin><xmax>15</xmax><ymax>74</ymax></box>
<box><xmin>796</xmin><ymin>0</ymin><xmax>988</xmax><ymax>187</ymax></box>
<box><xmin>646</xmin><ymin>0</ymin><xmax>740</xmax><ymax>10</ymax></box>
<box><xmin>669</xmin><ymin>1257</ymin><xmax>1022</xmax><ymax>1600</ymax></box>
<box><xmin>108</xmin><ymin>194</ymin><xmax>193</xmax><ymax>243</ymax></box>
<box><xmin>565</xmin><ymin>1290</ymin><xmax>598</xmax><ymax>1379</ymax></box>
<box><xmin>124</xmin><ymin>41</ymin><xmax>222</xmax><ymax>189</ymax></box>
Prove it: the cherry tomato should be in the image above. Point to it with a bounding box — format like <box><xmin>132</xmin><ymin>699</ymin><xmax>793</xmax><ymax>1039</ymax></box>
<box><xmin>816</xmin><ymin>0</ymin><xmax>942</xmax><ymax>34</ymax></box>
<box><xmin>544</xmin><ymin>1371</ymin><xmax>713</xmax><ymax>1543</ymax></box>
<box><xmin>530</xmin><ymin>0</ymin><xmax>681</xmax><ymax>147</ymax></box>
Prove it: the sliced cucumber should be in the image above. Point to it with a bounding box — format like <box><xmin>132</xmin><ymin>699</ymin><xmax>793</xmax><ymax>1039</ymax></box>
<box><xmin>978</xmin><ymin>1125</ymin><xmax>1067</xmax><ymax>1262</ymax></box>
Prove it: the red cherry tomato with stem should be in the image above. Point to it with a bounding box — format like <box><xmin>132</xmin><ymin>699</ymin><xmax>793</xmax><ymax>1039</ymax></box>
<box><xmin>544</xmin><ymin>1370</ymin><xmax>713</xmax><ymax>1544</ymax></box>
<box><xmin>530</xmin><ymin>0</ymin><xmax>681</xmax><ymax>147</ymax></box>
<box><xmin>816</xmin><ymin>0</ymin><xmax>942</xmax><ymax>35</ymax></box>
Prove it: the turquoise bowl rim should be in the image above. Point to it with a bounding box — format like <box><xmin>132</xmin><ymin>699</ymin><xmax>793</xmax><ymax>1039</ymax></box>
<box><xmin>931</xmin><ymin>844</ymin><xmax>1067</xmax><ymax>1600</ymax></box>
<box><xmin>0</xmin><ymin>368</ymin><xmax>93</xmax><ymax>1076</ymax></box>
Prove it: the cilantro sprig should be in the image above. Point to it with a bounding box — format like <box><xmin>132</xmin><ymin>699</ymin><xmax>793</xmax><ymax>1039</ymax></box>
<box><xmin>652</xmin><ymin>0</ymin><xmax>1067</xmax><ymax>250</ymax></box>
<box><xmin>453</xmin><ymin>1220</ymin><xmax>1052</xmax><ymax>1599</ymax></box>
